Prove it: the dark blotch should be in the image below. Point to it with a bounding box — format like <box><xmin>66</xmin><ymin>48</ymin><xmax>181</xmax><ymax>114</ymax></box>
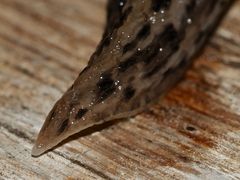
<box><xmin>76</xmin><ymin>108</ymin><xmax>88</xmax><ymax>119</ymax></box>
<box><xmin>97</xmin><ymin>72</ymin><xmax>116</xmax><ymax>101</ymax></box>
<box><xmin>186</xmin><ymin>0</ymin><xmax>196</xmax><ymax>14</ymax></box>
<box><xmin>162</xmin><ymin>24</ymin><xmax>179</xmax><ymax>42</ymax></box>
<box><xmin>105</xmin><ymin>0</ymin><xmax>127</xmax><ymax>34</ymax></box>
<box><xmin>143</xmin><ymin>24</ymin><xmax>181</xmax><ymax>77</ymax></box>
<box><xmin>94</xmin><ymin>36</ymin><xmax>111</xmax><ymax>57</ymax></box>
<box><xmin>118</xmin><ymin>56</ymin><xmax>138</xmax><ymax>72</ymax></box>
<box><xmin>121</xmin><ymin>23</ymin><xmax>180</xmax><ymax>75</ymax></box>
<box><xmin>102</xmin><ymin>36</ymin><xmax>111</xmax><ymax>47</ymax></box>
<box><xmin>58</xmin><ymin>119</ymin><xmax>69</xmax><ymax>134</ymax></box>
<box><xmin>122</xmin><ymin>23</ymin><xmax>151</xmax><ymax>54</ymax></box>
<box><xmin>137</xmin><ymin>23</ymin><xmax>151</xmax><ymax>39</ymax></box>
<box><xmin>142</xmin><ymin>44</ymin><xmax>162</xmax><ymax>64</ymax></box>
<box><xmin>151</xmin><ymin>0</ymin><xmax>171</xmax><ymax>12</ymax></box>
<box><xmin>114</xmin><ymin>6</ymin><xmax>133</xmax><ymax>29</ymax></box>
<box><xmin>123</xmin><ymin>86</ymin><xmax>135</xmax><ymax>100</ymax></box>
<box><xmin>123</xmin><ymin>41</ymin><xmax>138</xmax><ymax>54</ymax></box>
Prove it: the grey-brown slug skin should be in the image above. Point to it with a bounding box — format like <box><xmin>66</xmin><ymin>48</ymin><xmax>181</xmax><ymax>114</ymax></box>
<box><xmin>32</xmin><ymin>0</ymin><xmax>233</xmax><ymax>156</ymax></box>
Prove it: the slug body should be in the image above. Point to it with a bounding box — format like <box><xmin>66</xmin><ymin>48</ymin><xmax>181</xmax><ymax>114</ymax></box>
<box><xmin>32</xmin><ymin>0</ymin><xmax>232</xmax><ymax>156</ymax></box>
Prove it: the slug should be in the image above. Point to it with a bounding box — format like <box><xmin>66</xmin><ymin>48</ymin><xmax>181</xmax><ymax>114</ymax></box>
<box><xmin>32</xmin><ymin>0</ymin><xmax>233</xmax><ymax>156</ymax></box>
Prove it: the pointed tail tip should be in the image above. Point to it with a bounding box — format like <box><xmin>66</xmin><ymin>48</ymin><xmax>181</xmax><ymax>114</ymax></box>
<box><xmin>31</xmin><ymin>144</ymin><xmax>45</xmax><ymax>157</ymax></box>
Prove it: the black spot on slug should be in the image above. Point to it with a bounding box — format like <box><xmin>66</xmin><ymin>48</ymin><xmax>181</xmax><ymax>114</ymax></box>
<box><xmin>186</xmin><ymin>0</ymin><xmax>196</xmax><ymax>14</ymax></box>
<box><xmin>105</xmin><ymin>0</ymin><xmax>127</xmax><ymax>35</ymax></box>
<box><xmin>76</xmin><ymin>108</ymin><xmax>88</xmax><ymax>119</ymax></box>
<box><xmin>102</xmin><ymin>36</ymin><xmax>111</xmax><ymax>47</ymax></box>
<box><xmin>143</xmin><ymin>24</ymin><xmax>181</xmax><ymax>77</ymax></box>
<box><xmin>142</xmin><ymin>45</ymin><xmax>161</xmax><ymax>64</ymax></box>
<box><xmin>58</xmin><ymin>119</ymin><xmax>69</xmax><ymax>134</ymax></box>
<box><xmin>118</xmin><ymin>56</ymin><xmax>138</xmax><ymax>72</ymax></box>
<box><xmin>162</xmin><ymin>24</ymin><xmax>179</xmax><ymax>42</ymax></box>
<box><xmin>137</xmin><ymin>23</ymin><xmax>151</xmax><ymax>40</ymax></box>
<box><xmin>122</xmin><ymin>23</ymin><xmax>151</xmax><ymax>54</ymax></box>
<box><xmin>97</xmin><ymin>72</ymin><xmax>116</xmax><ymax>101</ymax></box>
<box><xmin>151</xmin><ymin>0</ymin><xmax>171</xmax><ymax>12</ymax></box>
<box><xmin>114</xmin><ymin>6</ymin><xmax>133</xmax><ymax>29</ymax></box>
<box><xmin>123</xmin><ymin>86</ymin><xmax>135</xmax><ymax>100</ymax></box>
<box><xmin>94</xmin><ymin>36</ymin><xmax>111</xmax><ymax>57</ymax></box>
<box><xmin>121</xmin><ymin>23</ymin><xmax>180</xmax><ymax>75</ymax></box>
<box><xmin>123</xmin><ymin>41</ymin><xmax>138</xmax><ymax>54</ymax></box>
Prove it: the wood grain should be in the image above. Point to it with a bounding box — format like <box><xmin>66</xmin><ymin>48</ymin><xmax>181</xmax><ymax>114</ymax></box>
<box><xmin>0</xmin><ymin>0</ymin><xmax>239</xmax><ymax>179</ymax></box>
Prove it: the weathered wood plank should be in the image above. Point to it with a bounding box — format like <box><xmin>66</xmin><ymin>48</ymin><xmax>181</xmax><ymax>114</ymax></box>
<box><xmin>0</xmin><ymin>0</ymin><xmax>239</xmax><ymax>179</ymax></box>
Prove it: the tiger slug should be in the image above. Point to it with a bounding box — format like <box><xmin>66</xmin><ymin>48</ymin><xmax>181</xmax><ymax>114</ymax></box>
<box><xmin>32</xmin><ymin>0</ymin><xmax>233</xmax><ymax>156</ymax></box>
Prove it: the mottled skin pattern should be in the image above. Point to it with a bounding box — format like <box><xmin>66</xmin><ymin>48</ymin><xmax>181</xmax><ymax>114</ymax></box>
<box><xmin>32</xmin><ymin>0</ymin><xmax>233</xmax><ymax>156</ymax></box>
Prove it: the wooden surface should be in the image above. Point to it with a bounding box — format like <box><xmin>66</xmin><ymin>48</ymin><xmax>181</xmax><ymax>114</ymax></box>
<box><xmin>0</xmin><ymin>0</ymin><xmax>240</xmax><ymax>179</ymax></box>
